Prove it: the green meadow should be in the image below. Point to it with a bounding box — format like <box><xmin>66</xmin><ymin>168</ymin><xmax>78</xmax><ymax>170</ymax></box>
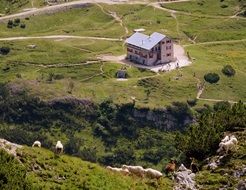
<box><xmin>0</xmin><ymin>1</ymin><xmax>245</xmax><ymax>107</ymax></box>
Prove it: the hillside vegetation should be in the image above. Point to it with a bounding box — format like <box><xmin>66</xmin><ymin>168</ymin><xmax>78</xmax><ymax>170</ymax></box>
<box><xmin>0</xmin><ymin>145</ymin><xmax>173</xmax><ymax>190</ymax></box>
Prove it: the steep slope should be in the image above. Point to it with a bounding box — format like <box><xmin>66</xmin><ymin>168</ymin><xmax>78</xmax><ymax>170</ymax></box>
<box><xmin>0</xmin><ymin>140</ymin><xmax>173</xmax><ymax>190</ymax></box>
<box><xmin>196</xmin><ymin>130</ymin><xmax>246</xmax><ymax>190</ymax></box>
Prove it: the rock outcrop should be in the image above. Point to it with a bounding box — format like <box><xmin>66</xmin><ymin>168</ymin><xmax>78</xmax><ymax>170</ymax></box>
<box><xmin>0</xmin><ymin>138</ymin><xmax>22</xmax><ymax>156</ymax></box>
<box><xmin>174</xmin><ymin>164</ymin><xmax>196</xmax><ymax>190</ymax></box>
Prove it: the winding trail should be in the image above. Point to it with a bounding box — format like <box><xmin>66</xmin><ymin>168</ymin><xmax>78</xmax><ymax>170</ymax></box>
<box><xmin>184</xmin><ymin>39</ymin><xmax>246</xmax><ymax>47</ymax></box>
<box><xmin>0</xmin><ymin>35</ymin><xmax>122</xmax><ymax>42</ymax></box>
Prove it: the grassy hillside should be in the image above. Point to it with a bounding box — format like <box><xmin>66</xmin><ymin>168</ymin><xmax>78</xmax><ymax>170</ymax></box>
<box><xmin>2</xmin><ymin>146</ymin><xmax>173</xmax><ymax>190</ymax></box>
<box><xmin>196</xmin><ymin>130</ymin><xmax>246</xmax><ymax>190</ymax></box>
<box><xmin>0</xmin><ymin>0</ymin><xmax>45</xmax><ymax>15</ymax></box>
<box><xmin>161</xmin><ymin>0</ymin><xmax>246</xmax><ymax>16</ymax></box>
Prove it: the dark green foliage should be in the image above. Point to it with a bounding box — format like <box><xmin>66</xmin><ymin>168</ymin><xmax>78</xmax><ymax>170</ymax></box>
<box><xmin>0</xmin><ymin>84</ymin><xmax>192</xmax><ymax>167</ymax></box>
<box><xmin>213</xmin><ymin>101</ymin><xmax>231</xmax><ymax>111</ymax></box>
<box><xmin>167</xmin><ymin>102</ymin><xmax>193</xmax><ymax>126</ymax></box>
<box><xmin>187</xmin><ymin>99</ymin><xmax>197</xmax><ymax>107</ymax></box>
<box><xmin>20</xmin><ymin>23</ymin><xmax>26</xmax><ymax>29</ymax></box>
<box><xmin>14</xmin><ymin>18</ymin><xmax>20</xmax><ymax>24</ymax></box>
<box><xmin>100</xmin><ymin>146</ymin><xmax>136</xmax><ymax>166</ymax></box>
<box><xmin>0</xmin><ymin>47</ymin><xmax>10</xmax><ymax>55</ymax></box>
<box><xmin>0</xmin><ymin>150</ymin><xmax>32</xmax><ymax>190</ymax></box>
<box><xmin>222</xmin><ymin>65</ymin><xmax>236</xmax><ymax>77</ymax></box>
<box><xmin>176</xmin><ymin>101</ymin><xmax>246</xmax><ymax>160</ymax></box>
<box><xmin>204</xmin><ymin>73</ymin><xmax>220</xmax><ymax>83</ymax></box>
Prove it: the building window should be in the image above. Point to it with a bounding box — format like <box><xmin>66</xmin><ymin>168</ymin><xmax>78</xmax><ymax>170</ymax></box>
<box><xmin>166</xmin><ymin>46</ymin><xmax>172</xmax><ymax>50</ymax></box>
<box><xmin>149</xmin><ymin>53</ymin><xmax>153</xmax><ymax>58</ymax></box>
<box><xmin>166</xmin><ymin>40</ymin><xmax>171</xmax><ymax>43</ymax></box>
<box><xmin>135</xmin><ymin>50</ymin><xmax>138</xmax><ymax>54</ymax></box>
<box><xmin>166</xmin><ymin>53</ymin><xmax>171</xmax><ymax>57</ymax></box>
<box><xmin>127</xmin><ymin>48</ymin><xmax>133</xmax><ymax>52</ymax></box>
<box><xmin>162</xmin><ymin>41</ymin><xmax>165</xmax><ymax>44</ymax></box>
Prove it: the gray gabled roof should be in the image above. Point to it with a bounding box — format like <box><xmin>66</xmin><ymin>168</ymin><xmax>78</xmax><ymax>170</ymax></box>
<box><xmin>125</xmin><ymin>32</ymin><xmax>166</xmax><ymax>50</ymax></box>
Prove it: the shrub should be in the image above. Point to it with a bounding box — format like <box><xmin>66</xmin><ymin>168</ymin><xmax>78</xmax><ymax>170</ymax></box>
<box><xmin>14</xmin><ymin>18</ymin><xmax>20</xmax><ymax>24</ymax></box>
<box><xmin>187</xmin><ymin>99</ymin><xmax>197</xmax><ymax>107</ymax></box>
<box><xmin>7</xmin><ymin>20</ymin><xmax>13</xmax><ymax>26</ymax></box>
<box><xmin>204</xmin><ymin>73</ymin><xmax>220</xmax><ymax>84</ymax></box>
<box><xmin>213</xmin><ymin>101</ymin><xmax>231</xmax><ymax>111</ymax></box>
<box><xmin>221</xmin><ymin>4</ymin><xmax>228</xmax><ymax>8</ymax></box>
<box><xmin>222</xmin><ymin>65</ymin><xmax>235</xmax><ymax>77</ymax></box>
<box><xmin>20</xmin><ymin>24</ymin><xmax>26</xmax><ymax>29</ymax></box>
<box><xmin>0</xmin><ymin>149</ymin><xmax>32</xmax><ymax>189</ymax></box>
<box><xmin>0</xmin><ymin>47</ymin><xmax>10</xmax><ymax>55</ymax></box>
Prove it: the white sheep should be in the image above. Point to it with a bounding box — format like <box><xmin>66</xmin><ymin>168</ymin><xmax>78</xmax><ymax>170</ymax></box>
<box><xmin>32</xmin><ymin>141</ymin><xmax>41</xmax><ymax>148</ymax></box>
<box><xmin>122</xmin><ymin>165</ymin><xmax>145</xmax><ymax>177</ymax></box>
<box><xmin>55</xmin><ymin>141</ymin><xmax>63</xmax><ymax>154</ymax></box>
<box><xmin>144</xmin><ymin>168</ymin><xmax>163</xmax><ymax>179</ymax></box>
<box><xmin>218</xmin><ymin>138</ymin><xmax>237</xmax><ymax>154</ymax></box>
<box><xmin>106</xmin><ymin>166</ymin><xmax>130</xmax><ymax>175</ymax></box>
<box><xmin>221</xmin><ymin>135</ymin><xmax>230</xmax><ymax>143</ymax></box>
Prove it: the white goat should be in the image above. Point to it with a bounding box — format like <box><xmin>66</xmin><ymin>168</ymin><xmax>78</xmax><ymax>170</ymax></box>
<box><xmin>106</xmin><ymin>166</ymin><xmax>130</xmax><ymax>175</ymax></box>
<box><xmin>55</xmin><ymin>141</ymin><xmax>63</xmax><ymax>154</ymax></box>
<box><xmin>144</xmin><ymin>168</ymin><xmax>163</xmax><ymax>179</ymax></box>
<box><xmin>218</xmin><ymin>137</ymin><xmax>238</xmax><ymax>154</ymax></box>
<box><xmin>32</xmin><ymin>141</ymin><xmax>41</xmax><ymax>147</ymax></box>
<box><xmin>122</xmin><ymin>165</ymin><xmax>145</xmax><ymax>177</ymax></box>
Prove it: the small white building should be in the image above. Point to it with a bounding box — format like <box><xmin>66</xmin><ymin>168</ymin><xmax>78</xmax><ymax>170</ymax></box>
<box><xmin>125</xmin><ymin>32</ymin><xmax>175</xmax><ymax>66</ymax></box>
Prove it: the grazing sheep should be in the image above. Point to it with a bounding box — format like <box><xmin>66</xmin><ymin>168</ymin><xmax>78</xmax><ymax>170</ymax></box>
<box><xmin>55</xmin><ymin>141</ymin><xmax>63</xmax><ymax>154</ymax></box>
<box><xmin>32</xmin><ymin>141</ymin><xmax>41</xmax><ymax>148</ymax></box>
<box><xmin>106</xmin><ymin>166</ymin><xmax>130</xmax><ymax>175</ymax></box>
<box><xmin>218</xmin><ymin>138</ymin><xmax>237</xmax><ymax>154</ymax></box>
<box><xmin>122</xmin><ymin>165</ymin><xmax>145</xmax><ymax>177</ymax></box>
<box><xmin>165</xmin><ymin>160</ymin><xmax>176</xmax><ymax>176</ymax></box>
<box><xmin>144</xmin><ymin>168</ymin><xmax>163</xmax><ymax>179</ymax></box>
<box><xmin>221</xmin><ymin>135</ymin><xmax>230</xmax><ymax>143</ymax></box>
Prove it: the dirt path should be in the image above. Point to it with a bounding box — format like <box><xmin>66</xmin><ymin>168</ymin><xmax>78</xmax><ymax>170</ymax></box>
<box><xmin>0</xmin><ymin>0</ymin><xmax>195</xmax><ymax>22</ymax></box>
<box><xmin>16</xmin><ymin>60</ymin><xmax>99</xmax><ymax>68</ymax></box>
<box><xmin>0</xmin><ymin>35</ymin><xmax>122</xmax><ymax>42</ymax></box>
<box><xmin>184</xmin><ymin>39</ymin><xmax>246</xmax><ymax>47</ymax></box>
<box><xmin>95</xmin><ymin>3</ymin><xmax>128</xmax><ymax>38</ymax></box>
<box><xmin>81</xmin><ymin>62</ymin><xmax>105</xmax><ymax>82</ymax></box>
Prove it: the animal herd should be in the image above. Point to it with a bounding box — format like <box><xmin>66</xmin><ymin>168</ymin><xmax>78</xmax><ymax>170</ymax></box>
<box><xmin>32</xmin><ymin>140</ymin><xmax>63</xmax><ymax>154</ymax></box>
<box><xmin>30</xmin><ymin>134</ymin><xmax>238</xmax><ymax>179</ymax></box>
<box><xmin>107</xmin><ymin>165</ymin><xmax>163</xmax><ymax>179</ymax></box>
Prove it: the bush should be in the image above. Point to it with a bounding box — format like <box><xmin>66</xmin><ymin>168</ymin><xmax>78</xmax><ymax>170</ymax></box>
<box><xmin>14</xmin><ymin>18</ymin><xmax>20</xmax><ymax>24</ymax></box>
<box><xmin>221</xmin><ymin>4</ymin><xmax>228</xmax><ymax>8</ymax></box>
<box><xmin>0</xmin><ymin>149</ymin><xmax>32</xmax><ymax>189</ymax></box>
<box><xmin>204</xmin><ymin>73</ymin><xmax>220</xmax><ymax>84</ymax></box>
<box><xmin>0</xmin><ymin>47</ymin><xmax>10</xmax><ymax>55</ymax></box>
<box><xmin>187</xmin><ymin>99</ymin><xmax>197</xmax><ymax>107</ymax></box>
<box><xmin>222</xmin><ymin>65</ymin><xmax>235</xmax><ymax>77</ymax></box>
<box><xmin>213</xmin><ymin>101</ymin><xmax>231</xmax><ymax>111</ymax></box>
<box><xmin>20</xmin><ymin>24</ymin><xmax>26</xmax><ymax>29</ymax></box>
<box><xmin>7</xmin><ymin>20</ymin><xmax>13</xmax><ymax>26</ymax></box>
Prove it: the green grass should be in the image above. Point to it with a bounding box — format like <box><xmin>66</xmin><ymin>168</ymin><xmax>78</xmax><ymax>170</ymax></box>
<box><xmin>0</xmin><ymin>5</ymin><xmax>125</xmax><ymax>38</ymax></box>
<box><xmin>196</xmin><ymin>130</ymin><xmax>246</xmax><ymax>190</ymax></box>
<box><xmin>161</xmin><ymin>0</ymin><xmax>245</xmax><ymax>16</ymax></box>
<box><xmin>0</xmin><ymin>39</ymin><xmax>123</xmax><ymax>66</ymax></box>
<box><xmin>16</xmin><ymin>146</ymin><xmax>173</xmax><ymax>189</ymax></box>
<box><xmin>0</xmin><ymin>0</ymin><xmax>46</xmax><ymax>15</ymax></box>
<box><xmin>0</xmin><ymin>3</ymin><xmax>246</xmax><ymax>107</ymax></box>
<box><xmin>185</xmin><ymin>42</ymin><xmax>246</xmax><ymax>101</ymax></box>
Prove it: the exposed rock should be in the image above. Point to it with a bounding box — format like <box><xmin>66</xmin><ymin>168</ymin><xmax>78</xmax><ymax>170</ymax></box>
<box><xmin>174</xmin><ymin>164</ymin><xmax>196</xmax><ymax>190</ymax></box>
<box><xmin>0</xmin><ymin>138</ymin><xmax>22</xmax><ymax>156</ymax></box>
<box><xmin>237</xmin><ymin>180</ymin><xmax>246</xmax><ymax>190</ymax></box>
<box><xmin>234</xmin><ymin>166</ymin><xmax>246</xmax><ymax>178</ymax></box>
